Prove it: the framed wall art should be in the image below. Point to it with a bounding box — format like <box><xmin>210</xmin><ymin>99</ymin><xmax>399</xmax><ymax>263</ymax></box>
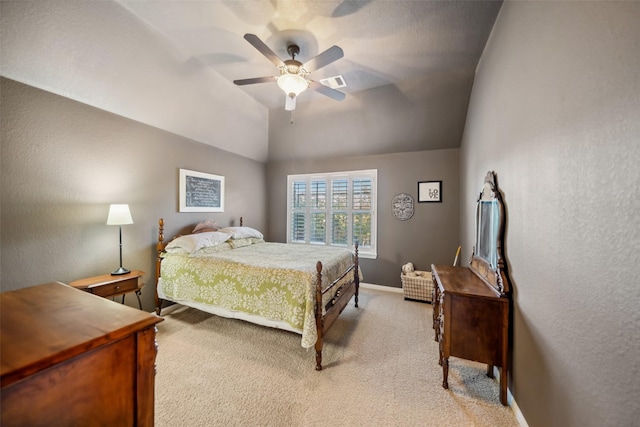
<box><xmin>392</xmin><ymin>193</ymin><xmax>414</xmax><ymax>220</ymax></box>
<box><xmin>418</xmin><ymin>181</ymin><xmax>442</xmax><ymax>203</ymax></box>
<box><xmin>179</xmin><ymin>168</ymin><xmax>225</xmax><ymax>212</ymax></box>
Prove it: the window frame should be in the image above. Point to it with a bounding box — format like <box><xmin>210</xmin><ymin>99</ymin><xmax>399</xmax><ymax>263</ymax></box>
<box><xmin>286</xmin><ymin>169</ymin><xmax>377</xmax><ymax>259</ymax></box>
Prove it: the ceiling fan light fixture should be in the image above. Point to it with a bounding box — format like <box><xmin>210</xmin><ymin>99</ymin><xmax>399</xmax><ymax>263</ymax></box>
<box><xmin>235</xmin><ymin>34</ymin><xmax>345</xmax><ymax>115</ymax></box>
<box><xmin>277</xmin><ymin>73</ymin><xmax>308</xmax><ymax>97</ymax></box>
<box><xmin>285</xmin><ymin>94</ymin><xmax>297</xmax><ymax>111</ymax></box>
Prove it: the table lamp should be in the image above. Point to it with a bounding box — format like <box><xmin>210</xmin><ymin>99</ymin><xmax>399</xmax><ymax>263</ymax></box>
<box><xmin>107</xmin><ymin>204</ymin><xmax>133</xmax><ymax>275</ymax></box>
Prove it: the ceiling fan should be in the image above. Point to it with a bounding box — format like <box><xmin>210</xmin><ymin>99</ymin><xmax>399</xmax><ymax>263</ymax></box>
<box><xmin>234</xmin><ymin>34</ymin><xmax>346</xmax><ymax>111</ymax></box>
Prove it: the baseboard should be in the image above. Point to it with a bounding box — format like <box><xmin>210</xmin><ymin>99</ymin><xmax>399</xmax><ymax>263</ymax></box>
<box><xmin>510</xmin><ymin>392</ymin><xmax>529</xmax><ymax>427</ymax></box>
<box><xmin>359</xmin><ymin>282</ymin><xmax>404</xmax><ymax>294</ymax></box>
<box><xmin>491</xmin><ymin>366</ymin><xmax>529</xmax><ymax>427</ymax></box>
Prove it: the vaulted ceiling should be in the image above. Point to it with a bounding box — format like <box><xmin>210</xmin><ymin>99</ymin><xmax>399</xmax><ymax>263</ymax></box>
<box><xmin>1</xmin><ymin>1</ymin><xmax>502</xmax><ymax>162</ymax></box>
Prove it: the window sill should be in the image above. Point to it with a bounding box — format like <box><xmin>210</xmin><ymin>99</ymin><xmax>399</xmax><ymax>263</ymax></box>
<box><xmin>358</xmin><ymin>252</ymin><xmax>377</xmax><ymax>260</ymax></box>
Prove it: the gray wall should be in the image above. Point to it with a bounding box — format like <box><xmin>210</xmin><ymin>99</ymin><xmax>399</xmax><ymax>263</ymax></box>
<box><xmin>268</xmin><ymin>74</ymin><xmax>473</xmax><ymax>162</ymax></box>
<box><xmin>461</xmin><ymin>2</ymin><xmax>640</xmax><ymax>426</ymax></box>
<box><xmin>0</xmin><ymin>77</ymin><xmax>267</xmax><ymax>311</ymax></box>
<box><xmin>266</xmin><ymin>149</ymin><xmax>460</xmax><ymax>287</ymax></box>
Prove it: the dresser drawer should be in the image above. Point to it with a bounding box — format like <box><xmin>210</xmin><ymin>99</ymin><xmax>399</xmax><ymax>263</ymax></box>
<box><xmin>88</xmin><ymin>277</ymin><xmax>139</xmax><ymax>297</ymax></box>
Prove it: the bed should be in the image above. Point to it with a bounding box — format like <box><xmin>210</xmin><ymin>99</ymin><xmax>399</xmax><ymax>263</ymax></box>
<box><xmin>154</xmin><ymin>218</ymin><xmax>361</xmax><ymax>370</ymax></box>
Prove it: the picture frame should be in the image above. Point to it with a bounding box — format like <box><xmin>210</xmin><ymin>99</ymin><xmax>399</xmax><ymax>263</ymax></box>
<box><xmin>418</xmin><ymin>180</ymin><xmax>442</xmax><ymax>203</ymax></box>
<box><xmin>179</xmin><ymin>168</ymin><xmax>225</xmax><ymax>212</ymax></box>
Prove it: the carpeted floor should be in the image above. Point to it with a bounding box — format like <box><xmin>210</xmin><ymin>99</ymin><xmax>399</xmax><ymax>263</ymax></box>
<box><xmin>154</xmin><ymin>287</ymin><xmax>520</xmax><ymax>426</ymax></box>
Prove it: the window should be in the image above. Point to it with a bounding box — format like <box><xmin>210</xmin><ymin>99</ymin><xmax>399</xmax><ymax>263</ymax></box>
<box><xmin>287</xmin><ymin>170</ymin><xmax>377</xmax><ymax>259</ymax></box>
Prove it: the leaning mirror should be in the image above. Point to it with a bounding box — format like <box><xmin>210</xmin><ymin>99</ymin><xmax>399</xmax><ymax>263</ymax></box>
<box><xmin>476</xmin><ymin>187</ymin><xmax>499</xmax><ymax>269</ymax></box>
<box><xmin>471</xmin><ymin>171</ymin><xmax>508</xmax><ymax>295</ymax></box>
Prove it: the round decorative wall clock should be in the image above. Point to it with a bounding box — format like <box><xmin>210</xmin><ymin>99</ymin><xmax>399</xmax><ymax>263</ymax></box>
<box><xmin>392</xmin><ymin>193</ymin><xmax>414</xmax><ymax>221</ymax></box>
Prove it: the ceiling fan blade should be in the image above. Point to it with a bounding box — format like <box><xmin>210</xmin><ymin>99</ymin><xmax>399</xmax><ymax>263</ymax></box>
<box><xmin>309</xmin><ymin>80</ymin><xmax>346</xmax><ymax>101</ymax></box>
<box><xmin>233</xmin><ymin>76</ymin><xmax>276</xmax><ymax>86</ymax></box>
<box><xmin>243</xmin><ymin>34</ymin><xmax>285</xmax><ymax>68</ymax></box>
<box><xmin>303</xmin><ymin>45</ymin><xmax>344</xmax><ymax>72</ymax></box>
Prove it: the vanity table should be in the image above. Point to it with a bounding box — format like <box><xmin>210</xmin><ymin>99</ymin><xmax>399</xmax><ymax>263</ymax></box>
<box><xmin>431</xmin><ymin>171</ymin><xmax>511</xmax><ymax>405</ymax></box>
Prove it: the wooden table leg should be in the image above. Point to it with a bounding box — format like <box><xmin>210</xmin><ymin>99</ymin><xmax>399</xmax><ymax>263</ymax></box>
<box><xmin>135</xmin><ymin>290</ymin><xmax>142</xmax><ymax>310</ymax></box>
<box><xmin>487</xmin><ymin>364</ymin><xmax>495</xmax><ymax>378</ymax></box>
<box><xmin>500</xmin><ymin>367</ymin><xmax>508</xmax><ymax>405</ymax></box>
<box><xmin>442</xmin><ymin>357</ymin><xmax>449</xmax><ymax>389</ymax></box>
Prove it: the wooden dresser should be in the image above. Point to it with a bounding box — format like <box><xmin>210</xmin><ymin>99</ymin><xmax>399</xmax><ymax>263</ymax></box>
<box><xmin>431</xmin><ymin>264</ymin><xmax>510</xmax><ymax>404</ymax></box>
<box><xmin>431</xmin><ymin>171</ymin><xmax>512</xmax><ymax>405</ymax></box>
<box><xmin>1</xmin><ymin>282</ymin><xmax>163</xmax><ymax>426</ymax></box>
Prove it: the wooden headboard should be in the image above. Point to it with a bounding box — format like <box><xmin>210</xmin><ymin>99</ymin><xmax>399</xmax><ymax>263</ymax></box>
<box><xmin>156</xmin><ymin>216</ymin><xmax>243</xmax><ymax>253</ymax></box>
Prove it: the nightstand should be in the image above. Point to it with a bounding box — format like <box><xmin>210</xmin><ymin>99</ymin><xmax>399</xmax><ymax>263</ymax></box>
<box><xmin>69</xmin><ymin>270</ymin><xmax>145</xmax><ymax>309</ymax></box>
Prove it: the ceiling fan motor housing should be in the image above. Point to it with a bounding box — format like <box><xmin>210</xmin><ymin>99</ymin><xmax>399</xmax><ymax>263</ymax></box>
<box><xmin>283</xmin><ymin>59</ymin><xmax>304</xmax><ymax>75</ymax></box>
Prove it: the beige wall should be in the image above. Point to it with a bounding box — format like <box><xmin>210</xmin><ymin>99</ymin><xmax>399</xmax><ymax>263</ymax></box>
<box><xmin>267</xmin><ymin>149</ymin><xmax>460</xmax><ymax>287</ymax></box>
<box><xmin>461</xmin><ymin>2</ymin><xmax>640</xmax><ymax>426</ymax></box>
<box><xmin>0</xmin><ymin>77</ymin><xmax>267</xmax><ymax>311</ymax></box>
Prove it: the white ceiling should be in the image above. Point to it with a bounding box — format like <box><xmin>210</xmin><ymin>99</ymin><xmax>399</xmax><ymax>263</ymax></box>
<box><xmin>119</xmin><ymin>0</ymin><xmax>502</xmax><ymax>110</ymax></box>
<box><xmin>1</xmin><ymin>1</ymin><xmax>502</xmax><ymax>162</ymax></box>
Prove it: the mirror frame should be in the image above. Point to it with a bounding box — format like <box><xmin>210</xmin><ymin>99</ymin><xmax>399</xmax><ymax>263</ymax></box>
<box><xmin>470</xmin><ymin>171</ymin><xmax>509</xmax><ymax>296</ymax></box>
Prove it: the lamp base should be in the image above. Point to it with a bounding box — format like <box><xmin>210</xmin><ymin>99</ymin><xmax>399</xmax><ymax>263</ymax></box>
<box><xmin>111</xmin><ymin>267</ymin><xmax>131</xmax><ymax>276</ymax></box>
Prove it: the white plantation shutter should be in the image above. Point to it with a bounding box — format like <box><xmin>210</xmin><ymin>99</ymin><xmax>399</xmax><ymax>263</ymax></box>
<box><xmin>331</xmin><ymin>213</ymin><xmax>348</xmax><ymax>245</ymax></box>
<box><xmin>332</xmin><ymin>179</ymin><xmax>348</xmax><ymax>209</ymax></box>
<box><xmin>310</xmin><ymin>213</ymin><xmax>326</xmax><ymax>243</ymax></box>
<box><xmin>352</xmin><ymin>178</ymin><xmax>373</xmax><ymax>249</ymax></box>
<box><xmin>287</xmin><ymin>170</ymin><xmax>377</xmax><ymax>258</ymax></box>
<box><xmin>331</xmin><ymin>179</ymin><xmax>348</xmax><ymax>245</ymax></box>
<box><xmin>310</xmin><ymin>181</ymin><xmax>326</xmax><ymax>208</ymax></box>
<box><xmin>290</xmin><ymin>181</ymin><xmax>306</xmax><ymax>242</ymax></box>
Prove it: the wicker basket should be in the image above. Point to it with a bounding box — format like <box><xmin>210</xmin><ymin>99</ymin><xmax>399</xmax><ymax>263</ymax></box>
<box><xmin>401</xmin><ymin>271</ymin><xmax>433</xmax><ymax>303</ymax></box>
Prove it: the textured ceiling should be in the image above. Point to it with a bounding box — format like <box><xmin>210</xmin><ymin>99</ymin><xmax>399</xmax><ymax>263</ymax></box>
<box><xmin>119</xmin><ymin>0</ymin><xmax>502</xmax><ymax>111</ymax></box>
<box><xmin>1</xmin><ymin>1</ymin><xmax>502</xmax><ymax>162</ymax></box>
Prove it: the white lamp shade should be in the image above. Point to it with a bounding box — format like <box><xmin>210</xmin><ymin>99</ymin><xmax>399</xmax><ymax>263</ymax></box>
<box><xmin>277</xmin><ymin>74</ymin><xmax>308</xmax><ymax>97</ymax></box>
<box><xmin>107</xmin><ymin>204</ymin><xmax>133</xmax><ymax>225</ymax></box>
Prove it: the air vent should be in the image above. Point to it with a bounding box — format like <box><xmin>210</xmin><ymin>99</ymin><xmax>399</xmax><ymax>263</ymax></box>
<box><xmin>319</xmin><ymin>75</ymin><xmax>347</xmax><ymax>89</ymax></box>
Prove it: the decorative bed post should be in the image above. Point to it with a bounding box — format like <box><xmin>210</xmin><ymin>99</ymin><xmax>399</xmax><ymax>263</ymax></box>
<box><xmin>155</xmin><ymin>218</ymin><xmax>165</xmax><ymax>315</ymax></box>
<box><xmin>313</xmin><ymin>241</ymin><xmax>360</xmax><ymax>371</ymax></box>
<box><xmin>315</xmin><ymin>261</ymin><xmax>324</xmax><ymax>371</ymax></box>
<box><xmin>354</xmin><ymin>242</ymin><xmax>359</xmax><ymax>307</ymax></box>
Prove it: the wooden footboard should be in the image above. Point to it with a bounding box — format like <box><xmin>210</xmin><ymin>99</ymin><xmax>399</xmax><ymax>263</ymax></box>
<box><xmin>314</xmin><ymin>242</ymin><xmax>359</xmax><ymax>371</ymax></box>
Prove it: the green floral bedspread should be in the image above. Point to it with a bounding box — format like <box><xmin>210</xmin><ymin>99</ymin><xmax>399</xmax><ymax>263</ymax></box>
<box><xmin>160</xmin><ymin>242</ymin><xmax>360</xmax><ymax>348</ymax></box>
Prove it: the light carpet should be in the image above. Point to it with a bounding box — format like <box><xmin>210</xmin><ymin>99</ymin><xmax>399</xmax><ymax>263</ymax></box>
<box><xmin>154</xmin><ymin>287</ymin><xmax>519</xmax><ymax>426</ymax></box>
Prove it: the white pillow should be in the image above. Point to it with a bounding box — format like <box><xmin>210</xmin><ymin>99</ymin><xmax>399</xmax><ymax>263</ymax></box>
<box><xmin>165</xmin><ymin>231</ymin><xmax>231</xmax><ymax>254</ymax></box>
<box><xmin>217</xmin><ymin>226</ymin><xmax>263</xmax><ymax>240</ymax></box>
